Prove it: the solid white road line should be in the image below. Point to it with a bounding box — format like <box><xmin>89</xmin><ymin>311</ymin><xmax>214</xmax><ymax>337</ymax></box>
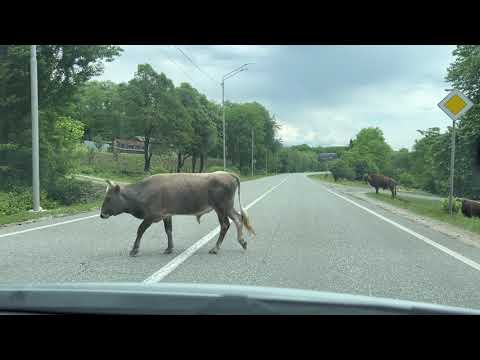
<box><xmin>0</xmin><ymin>214</ymin><xmax>99</xmax><ymax>239</ymax></box>
<box><xmin>143</xmin><ymin>176</ymin><xmax>289</xmax><ymax>284</ymax></box>
<box><xmin>319</xmin><ymin>184</ymin><xmax>480</xmax><ymax>273</ymax></box>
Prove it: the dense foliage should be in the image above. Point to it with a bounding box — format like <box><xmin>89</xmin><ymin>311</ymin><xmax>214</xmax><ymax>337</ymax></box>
<box><xmin>0</xmin><ymin>45</ymin><xmax>122</xmax><ymax>207</ymax></box>
<box><xmin>3</xmin><ymin>44</ymin><xmax>480</xmax><ymax>216</ymax></box>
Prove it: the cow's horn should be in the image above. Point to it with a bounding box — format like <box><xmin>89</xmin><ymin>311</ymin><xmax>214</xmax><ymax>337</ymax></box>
<box><xmin>106</xmin><ymin>179</ymin><xmax>114</xmax><ymax>186</ymax></box>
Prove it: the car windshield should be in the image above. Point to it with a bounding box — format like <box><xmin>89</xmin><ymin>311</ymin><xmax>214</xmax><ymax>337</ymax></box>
<box><xmin>1</xmin><ymin>45</ymin><xmax>480</xmax><ymax>312</ymax></box>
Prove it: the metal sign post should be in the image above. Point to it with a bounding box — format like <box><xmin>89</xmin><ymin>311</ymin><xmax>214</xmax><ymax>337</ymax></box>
<box><xmin>438</xmin><ymin>89</ymin><xmax>474</xmax><ymax>215</ymax></box>
<box><xmin>221</xmin><ymin>81</ymin><xmax>226</xmax><ymax>171</ymax></box>
<box><xmin>30</xmin><ymin>45</ymin><xmax>41</xmax><ymax>212</ymax></box>
<box><xmin>448</xmin><ymin>120</ymin><xmax>456</xmax><ymax>215</ymax></box>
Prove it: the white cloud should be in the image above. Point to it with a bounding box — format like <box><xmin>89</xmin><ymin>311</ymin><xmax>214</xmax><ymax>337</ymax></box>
<box><xmin>277</xmin><ymin>121</ymin><xmax>301</xmax><ymax>144</ymax></box>
<box><xmin>274</xmin><ymin>79</ymin><xmax>454</xmax><ymax>150</ymax></box>
<box><xmin>97</xmin><ymin>45</ymin><xmax>457</xmax><ymax>150</ymax></box>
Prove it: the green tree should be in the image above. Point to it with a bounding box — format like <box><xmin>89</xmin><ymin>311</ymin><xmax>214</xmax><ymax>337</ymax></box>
<box><xmin>0</xmin><ymin>45</ymin><xmax>122</xmax><ymax>145</ymax></box>
<box><xmin>329</xmin><ymin>159</ymin><xmax>355</xmax><ymax>182</ymax></box>
<box><xmin>39</xmin><ymin>114</ymin><xmax>86</xmax><ymax>184</ymax></box>
<box><xmin>69</xmin><ymin>81</ymin><xmax>129</xmax><ymax>142</ymax></box>
<box><xmin>342</xmin><ymin>127</ymin><xmax>393</xmax><ymax>178</ymax></box>
<box><xmin>122</xmin><ymin>64</ymin><xmax>187</xmax><ymax>172</ymax></box>
<box><xmin>223</xmin><ymin>102</ymin><xmax>278</xmax><ymax>173</ymax></box>
<box><xmin>391</xmin><ymin>148</ymin><xmax>411</xmax><ymax>174</ymax></box>
<box><xmin>0</xmin><ymin>45</ymin><xmax>122</xmax><ymax>190</ymax></box>
<box><xmin>410</xmin><ymin>128</ymin><xmax>449</xmax><ymax>194</ymax></box>
<box><xmin>176</xmin><ymin>83</ymin><xmax>217</xmax><ymax>172</ymax></box>
<box><xmin>446</xmin><ymin>45</ymin><xmax>480</xmax><ymax>198</ymax></box>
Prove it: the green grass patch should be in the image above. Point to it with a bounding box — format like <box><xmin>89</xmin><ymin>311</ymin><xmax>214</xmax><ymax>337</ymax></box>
<box><xmin>79</xmin><ymin>151</ymin><xmax>228</xmax><ymax>183</ymax></box>
<box><xmin>78</xmin><ymin>152</ymin><xmax>167</xmax><ymax>181</ymax></box>
<box><xmin>0</xmin><ymin>179</ymin><xmax>105</xmax><ymax>227</ymax></box>
<box><xmin>0</xmin><ymin>198</ymin><xmax>102</xmax><ymax>226</ymax></box>
<box><xmin>80</xmin><ymin>151</ymin><xmax>225</xmax><ymax>177</ymax></box>
<box><xmin>77</xmin><ymin>172</ymin><xmax>146</xmax><ymax>184</ymax></box>
<box><xmin>366</xmin><ymin>192</ymin><xmax>480</xmax><ymax>235</ymax></box>
<box><xmin>308</xmin><ymin>173</ymin><xmax>432</xmax><ymax>196</ymax></box>
<box><xmin>308</xmin><ymin>174</ymin><xmax>370</xmax><ymax>188</ymax></box>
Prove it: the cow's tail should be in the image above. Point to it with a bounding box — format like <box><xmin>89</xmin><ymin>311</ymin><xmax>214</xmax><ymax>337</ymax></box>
<box><xmin>231</xmin><ymin>174</ymin><xmax>256</xmax><ymax>236</ymax></box>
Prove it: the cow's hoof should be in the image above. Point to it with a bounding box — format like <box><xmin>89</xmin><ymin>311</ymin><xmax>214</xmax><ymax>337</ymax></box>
<box><xmin>239</xmin><ymin>240</ymin><xmax>247</xmax><ymax>250</ymax></box>
<box><xmin>209</xmin><ymin>247</ymin><xmax>219</xmax><ymax>255</ymax></box>
<box><xmin>129</xmin><ymin>249</ymin><xmax>139</xmax><ymax>257</ymax></box>
<box><xmin>163</xmin><ymin>248</ymin><xmax>173</xmax><ymax>254</ymax></box>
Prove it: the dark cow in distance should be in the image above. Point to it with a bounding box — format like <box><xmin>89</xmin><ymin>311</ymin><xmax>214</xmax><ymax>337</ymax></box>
<box><xmin>366</xmin><ymin>174</ymin><xmax>397</xmax><ymax>199</ymax></box>
<box><xmin>461</xmin><ymin>198</ymin><xmax>480</xmax><ymax>218</ymax></box>
<box><xmin>100</xmin><ymin>171</ymin><xmax>255</xmax><ymax>256</ymax></box>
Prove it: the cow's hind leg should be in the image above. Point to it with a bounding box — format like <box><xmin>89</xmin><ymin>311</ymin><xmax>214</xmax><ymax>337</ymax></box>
<box><xmin>163</xmin><ymin>216</ymin><xmax>173</xmax><ymax>254</ymax></box>
<box><xmin>209</xmin><ymin>211</ymin><xmax>230</xmax><ymax>255</ymax></box>
<box><xmin>130</xmin><ymin>220</ymin><xmax>152</xmax><ymax>257</ymax></box>
<box><xmin>228</xmin><ymin>208</ymin><xmax>247</xmax><ymax>250</ymax></box>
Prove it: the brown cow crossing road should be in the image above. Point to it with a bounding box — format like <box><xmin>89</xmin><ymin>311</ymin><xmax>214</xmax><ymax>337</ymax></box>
<box><xmin>1</xmin><ymin>173</ymin><xmax>480</xmax><ymax>310</ymax></box>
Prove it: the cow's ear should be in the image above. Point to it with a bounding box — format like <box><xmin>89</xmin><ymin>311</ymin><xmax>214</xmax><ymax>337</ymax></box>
<box><xmin>113</xmin><ymin>184</ymin><xmax>120</xmax><ymax>193</ymax></box>
<box><xmin>106</xmin><ymin>179</ymin><xmax>113</xmax><ymax>186</ymax></box>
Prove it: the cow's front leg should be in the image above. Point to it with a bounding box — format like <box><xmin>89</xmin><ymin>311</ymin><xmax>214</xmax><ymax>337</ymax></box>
<box><xmin>163</xmin><ymin>216</ymin><xmax>173</xmax><ymax>254</ymax></box>
<box><xmin>130</xmin><ymin>220</ymin><xmax>152</xmax><ymax>257</ymax></box>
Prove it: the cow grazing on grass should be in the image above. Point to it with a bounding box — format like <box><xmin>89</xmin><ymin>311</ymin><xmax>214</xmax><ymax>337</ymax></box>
<box><xmin>100</xmin><ymin>171</ymin><xmax>255</xmax><ymax>256</ymax></box>
<box><xmin>461</xmin><ymin>198</ymin><xmax>480</xmax><ymax>218</ymax></box>
<box><xmin>366</xmin><ymin>174</ymin><xmax>397</xmax><ymax>199</ymax></box>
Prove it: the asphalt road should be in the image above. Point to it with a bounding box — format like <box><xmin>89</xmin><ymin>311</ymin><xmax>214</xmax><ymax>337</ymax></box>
<box><xmin>1</xmin><ymin>173</ymin><xmax>480</xmax><ymax>310</ymax></box>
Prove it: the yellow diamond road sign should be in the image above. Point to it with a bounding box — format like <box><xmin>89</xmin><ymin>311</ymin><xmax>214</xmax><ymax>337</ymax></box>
<box><xmin>438</xmin><ymin>89</ymin><xmax>474</xmax><ymax>121</ymax></box>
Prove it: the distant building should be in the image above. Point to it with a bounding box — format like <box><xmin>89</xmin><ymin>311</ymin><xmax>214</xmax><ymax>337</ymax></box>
<box><xmin>318</xmin><ymin>153</ymin><xmax>338</xmax><ymax>161</ymax></box>
<box><xmin>113</xmin><ymin>136</ymin><xmax>146</xmax><ymax>154</ymax></box>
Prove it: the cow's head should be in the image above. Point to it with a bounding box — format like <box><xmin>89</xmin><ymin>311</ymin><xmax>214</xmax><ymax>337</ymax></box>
<box><xmin>100</xmin><ymin>180</ymin><xmax>125</xmax><ymax>219</ymax></box>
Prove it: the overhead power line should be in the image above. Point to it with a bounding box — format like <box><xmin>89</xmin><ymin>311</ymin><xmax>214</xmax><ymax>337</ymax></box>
<box><xmin>161</xmin><ymin>49</ymin><xmax>208</xmax><ymax>94</ymax></box>
<box><xmin>174</xmin><ymin>46</ymin><xmax>219</xmax><ymax>84</ymax></box>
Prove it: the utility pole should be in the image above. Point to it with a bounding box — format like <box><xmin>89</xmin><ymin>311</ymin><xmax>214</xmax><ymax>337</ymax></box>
<box><xmin>221</xmin><ymin>63</ymin><xmax>254</xmax><ymax>171</ymax></box>
<box><xmin>222</xmin><ymin>80</ymin><xmax>226</xmax><ymax>170</ymax></box>
<box><xmin>251</xmin><ymin>128</ymin><xmax>254</xmax><ymax>177</ymax></box>
<box><xmin>30</xmin><ymin>45</ymin><xmax>41</xmax><ymax>212</ymax></box>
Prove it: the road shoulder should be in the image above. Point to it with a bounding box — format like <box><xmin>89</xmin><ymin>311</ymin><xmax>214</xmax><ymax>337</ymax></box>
<box><xmin>316</xmin><ymin>180</ymin><xmax>480</xmax><ymax>250</ymax></box>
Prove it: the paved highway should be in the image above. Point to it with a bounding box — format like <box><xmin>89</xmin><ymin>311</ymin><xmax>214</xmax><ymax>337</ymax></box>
<box><xmin>1</xmin><ymin>173</ymin><xmax>480</xmax><ymax>309</ymax></box>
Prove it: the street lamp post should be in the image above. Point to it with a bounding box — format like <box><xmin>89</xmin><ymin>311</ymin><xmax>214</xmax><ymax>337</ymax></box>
<box><xmin>221</xmin><ymin>63</ymin><xmax>253</xmax><ymax>170</ymax></box>
<box><xmin>221</xmin><ymin>80</ymin><xmax>225</xmax><ymax>170</ymax></box>
<box><xmin>251</xmin><ymin>127</ymin><xmax>254</xmax><ymax>177</ymax></box>
<box><xmin>31</xmin><ymin>45</ymin><xmax>41</xmax><ymax>212</ymax></box>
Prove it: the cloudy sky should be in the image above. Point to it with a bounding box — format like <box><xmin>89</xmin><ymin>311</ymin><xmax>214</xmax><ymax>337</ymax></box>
<box><xmin>96</xmin><ymin>45</ymin><xmax>457</xmax><ymax>150</ymax></box>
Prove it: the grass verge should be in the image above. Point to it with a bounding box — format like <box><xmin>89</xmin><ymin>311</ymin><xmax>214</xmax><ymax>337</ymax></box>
<box><xmin>308</xmin><ymin>173</ymin><xmax>434</xmax><ymax>196</ymax></box>
<box><xmin>366</xmin><ymin>192</ymin><xmax>480</xmax><ymax>235</ymax></box>
<box><xmin>308</xmin><ymin>174</ymin><xmax>370</xmax><ymax>188</ymax></box>
<box><xmin>0</xmin><ymin>199</ymin><xmax>102</xmax><ymax>227</ymax></box>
